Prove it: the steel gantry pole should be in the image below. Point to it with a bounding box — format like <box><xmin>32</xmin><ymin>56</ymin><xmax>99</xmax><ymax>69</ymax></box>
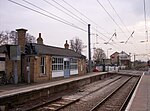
<box><xmin>88</xmin><ymin>24</ymin><xmax>91</xmax><ymax>72</ymax></box>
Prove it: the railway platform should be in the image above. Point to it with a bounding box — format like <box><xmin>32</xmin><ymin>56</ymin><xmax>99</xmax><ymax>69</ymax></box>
<box><xmin>0</xmin><ymin>72</ymin><xmax>112</xmax><ymax>109</ymax></box>
<box><xmin>127</xmin><ymin>73</ymin><xmax>150</xmax><ymax>111</ymax></box>
<box><xmin>0</xmin><ymin>72</ymin><xmax>107</xmax><ymax>97</ymax></box>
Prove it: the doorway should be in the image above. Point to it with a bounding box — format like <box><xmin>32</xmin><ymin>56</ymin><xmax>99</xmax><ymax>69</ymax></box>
<box><xmin>64</xmin><ymin>60</ymin><xmax>70</xmax><ymax>78</ymax></box>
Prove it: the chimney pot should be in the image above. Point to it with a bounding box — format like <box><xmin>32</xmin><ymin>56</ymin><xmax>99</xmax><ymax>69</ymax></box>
<box><xmin>16</xmin><ymin>28</ymin><xmax>28</xmax><ymax>52</ymax></box>
<box><xmin>37</xmin><ymin>33</ymin><xmax>43</xmax><ymax>44</ymax></box>
<box><xmin>39</xmin><ymin>33</ymin><xmax>41</xmax><ymax>37</ymax></box>
<box><xmin>64</xmin><ymin>40</ymin><xmax>69</xmax><ymax>49</ymax></box>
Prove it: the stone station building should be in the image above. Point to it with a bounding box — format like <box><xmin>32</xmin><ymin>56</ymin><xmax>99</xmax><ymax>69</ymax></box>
<box><xmin>0</xmin><ymin>28</ymin><xmax>86</xmax><ymax>84</ymax></box>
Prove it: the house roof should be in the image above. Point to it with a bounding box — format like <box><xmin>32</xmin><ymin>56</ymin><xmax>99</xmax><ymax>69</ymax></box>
<box><xmin>0</xmin><ymin>44</ymin><xmax>86</xmax><ymax>58</ymax></box>
<box><xmin>32</xmin><ymin>43</ymin><xmax>85</xmax><ymax>58</ymax></box>
<box><xmin>120</xmin><ymin>51</ymin><xmax>129</xmax><ymax>56</ymax></box>
<box><xmin>110</xmin><ymin>52</ymin><xmax>119</xmax><ymax>57</ymax></box>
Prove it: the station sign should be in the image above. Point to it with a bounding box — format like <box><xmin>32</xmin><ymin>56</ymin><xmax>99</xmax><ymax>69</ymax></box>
<box><xmin>10</xmin><ymin>45</ymin><xmax>21</xmax><ymax>60</ymax></box>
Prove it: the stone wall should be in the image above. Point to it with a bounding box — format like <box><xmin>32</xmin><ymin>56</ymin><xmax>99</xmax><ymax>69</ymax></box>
<box><xmin>32</xmin><ymin>55</ymin><xmax>51</xmax><ymax>82</ymax></box>
<box><xmin>5</xmin><ymin>55</ymin><xmax>13</xmax><ymax>80</ymax></box>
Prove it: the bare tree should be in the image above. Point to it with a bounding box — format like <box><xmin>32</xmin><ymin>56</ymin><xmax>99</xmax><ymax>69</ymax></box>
<box><xmin>26</xmin><ymin>33</ymin><xmax>36</xmax><ymax>43</ymax></box>
<box><xmin>93</xmin><ymin>48</ymin><xmax>106</xmax><ymax>64</ymax></box>
<box><xmin>0</xmin><ymin>31</ymin><xmax>16</xmax><ymax>45</ymax></box>
<box><xmin>70</xmin><ymin>37</ymin><xmax>84</xmax><ymax>54</ymax></box>
<box><xmin>0</xmin><ymin>30</ymin><xmax>36</xmax><ymax>46</ymax></box>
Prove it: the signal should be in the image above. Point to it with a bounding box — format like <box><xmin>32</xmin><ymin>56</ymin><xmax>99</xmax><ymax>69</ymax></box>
<box><xmin>25</xmin><ymin>44</ymin><xmax>31</xmax><ymax>54</ymax></box>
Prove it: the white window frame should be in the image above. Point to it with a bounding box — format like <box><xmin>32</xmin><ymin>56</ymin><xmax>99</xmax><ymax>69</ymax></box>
<box><xmin>52</xmin><ymin>57</ymin><xmax>64</xmax><ymax>71</ymax></box>
<box><xmin>40</xmin><ymin>56</ymin><xmax>46</xmax><ymax>74</ymax></box>
<box><xmin>70</xmin><ymin>58</ymin><xmax>78</xmax><ymax>70</ymax></box>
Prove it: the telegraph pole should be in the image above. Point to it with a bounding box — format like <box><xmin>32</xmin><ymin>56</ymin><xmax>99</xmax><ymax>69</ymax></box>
<box><xmin>133</xmin><ymin>54</ymin><xmax>135</xmax><ymax>70</ymax></box>
<box><xmin>88</xmin><ymin>24</ymin><xmax>91</xmax><ymax>72</ymax></box>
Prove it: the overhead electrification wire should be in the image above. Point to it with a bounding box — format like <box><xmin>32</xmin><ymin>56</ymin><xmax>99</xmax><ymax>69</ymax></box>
<box><xmin>61</xmin><ymin>0</ymin><xmax>113</xmax><ymax>41</ymax></box>
<box><xmin>44</xmin><ymin>0</ymin><xmax>87</xmax><ymax>25</ymax></box>
<box><xmin>92</xmin><ymin>33</ymin><xmax>106</xmax><ymax>41</ymax></box>
<box><xmin>8</xmin><ymin>0</ymin><xmax>135</xmax><ymax>56</ymax></box>
<box><xmin>51</xmin><ymin>0</ymin><xmax>88</xmax><ymax>25</ymax></box>
<box><xmin>143</xmin><ymin>0</ymin><xmax>148</xmax><ymax>42</ymax></box>
<box><xmin>44</xmin><ymin>0</ymin><xmax>111</xmax><ymax>41</ymax></box>
<box><xmin>92</xmin><ymin>28</ymin><xmax>110</xmax><ymax>40</ymax></box>
<box><xmin>105</xmin><ymin>32</ymin><xmax>117</xmax><ymax>44</ymax></box>
<box><xmin>51</xmin><ymin>0</ymin><xmax>120</xmax><ymax>43</ymax></box>
<box><xmin>61</xmin><ymin>0</ymin><xmax>110</xmax><ymax>35</ymax></box>
<box><xmin>125</xmin><ymin>31</ymin><xmax>134</xmax><ymax>44</ymax></box>
<box><xmin>10</xmin><ymin>0</ymin><xmax>110</xmax><ymax>43</ymax></box>
<box><xmin>97</xmin><ymin>0</ymin><xmax>138</xmax><ymax>53</ymax></box>
<box><xmin>97</xmin><ymin>0</ymin><xmax>128</xmax><ymax>38</ymax></box>
<box><xmin>22</xmin><ymin>0</ymin><xmax>74</xmax><ymax>27</ymax></box>
<box><xmin>8</xmin><ymin>0</ymin><xmax>87</xmax><ymax>32</ymax></box>
<box><xmin>43</xmin><ymin>0</ymin><xmax>87</xmax><ymax>26</ymax></box>
<box><xmin>106</xmin><ymin>0</ymin><xmax>130</xmax><ymax>33</ymax></box>
<box><xmin>60</xmin><ymin>0</ymin><xmax>112</xmax><ymax>41</ymax></box>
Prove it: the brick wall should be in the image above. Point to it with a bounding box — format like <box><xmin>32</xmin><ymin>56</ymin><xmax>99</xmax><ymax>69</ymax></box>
<box><xmin>5</xmin><ymin>54</ymin><xmax>22</xmax><ymax>83</ymax></box>
<box><xmin>5</xmin><ymin>55</ymin><xmax>13</xmax><ymax>80</ymax></box>
<box><xmin>16</xmin><ymin>29</ymin><xmax>27</xmax><ymax>52</ymax></box>
<box><xmin>78</xmin><ymin>58</ymin><xmax>86</xmax><ymax>75</ymax></box>
<box><xmin>32</xmin><ymin>55</ymin><xmax>51</xmax><ymax>83</ymax></box>
<box><xmin>5</xmin><ymin>54</ymin><xmax>86</xmax><ymax>83</ymax></box>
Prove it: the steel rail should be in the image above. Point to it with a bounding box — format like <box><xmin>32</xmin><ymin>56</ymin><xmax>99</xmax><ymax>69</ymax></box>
<box><xmin>90</xmin><ymin>76</ymin><xmax>133</xmax><ymax>111</ymax></box>
<box><xmin>55</xmin><ymin>98</ymin><xmax>80</xmax><ymax>111</ymax></box>
<box><xmin>54</xmin><ymin>76</ymin><xmax>122</xmax><ymax>111</ymax></box>
<box><xmin>10</xmin><ymin>75</ymin><xmax>121</xmax><ymax>110</ymax></box>
<box><xmin>80</xmin><ymin>76</ymin><xmax>122</xmax><ymax>99</ymax></box>
<box><xmin>25</xmin><ymin>97</ymin><xmax>62</xmax><ymax>111</ymax></box>
<box><xmin>25</xmin><ymin>97</ymin><xmax>80</xmax><ymax>111</ymax></box>
<box><xmin>119</xmin><ymin>76</ymin><xmax>140</xmax><ymax>111</ymax></box>
<box><xmin>33</xmin><ymin>76</ymin><xmax>122</xmax><ymax>111</ymax></box>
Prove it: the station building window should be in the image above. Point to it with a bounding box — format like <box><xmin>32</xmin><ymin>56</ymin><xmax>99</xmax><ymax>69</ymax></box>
<box><xmin>40</xmin><ymin>57</ymin><xmax>46</xmax><ymax>74</ymax></box>
<box><xmin>70</xmin><ymin>58</ymin><xmax>78</xmax><ymax>70</ymax></box>
<box><xmin>52</xmin><ymin>57</ymin><xmax>64</xmax><ymax>71</ymax></box>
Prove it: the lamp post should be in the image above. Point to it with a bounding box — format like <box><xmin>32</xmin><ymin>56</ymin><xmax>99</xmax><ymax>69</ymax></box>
<box><xmin>88</xmin><ymin>24</ymin><xmax>91</xmax><ymax>72</ymax></box>
<box><xmin>107</xmin><ymin>48</ymin><xmax>112</xmax><ymax>59</ymax></box>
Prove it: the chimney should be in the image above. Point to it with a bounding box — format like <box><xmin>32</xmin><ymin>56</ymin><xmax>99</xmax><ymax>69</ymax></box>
<box><xmin>16</xmin><ymin>28</ymin><xmax>27</xmax><ymax>52</ymax></box>
<box><xmin>64</xmin><ymin>40</ymin><xmax>69</xmax><ymax>49</ymax></box>
<box><xmin>37</xmin><ymin>33</ymin><xmax>43</xmax><ymax>44</ymax></box>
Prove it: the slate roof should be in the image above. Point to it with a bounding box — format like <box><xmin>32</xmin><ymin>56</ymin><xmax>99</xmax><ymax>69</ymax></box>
<box><xmin>32</xmin><ymin>43</ymin><xmax>85</xmax><ymax>58</ymax></box>
<box><xmin>0</xmin><ymin>44</ymin><xmax>86</xmax><ymax>59</ymax></box>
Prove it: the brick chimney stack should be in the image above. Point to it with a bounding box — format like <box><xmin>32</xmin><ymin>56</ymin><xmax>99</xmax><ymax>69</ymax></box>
<box><xmin>16</xmin><ymin>28</ymin><xmax>27</xmax><ymax>52</ymax></box>
<box><xmin>37</xmin><ymin>33</ymin><xmax>43</xmax><ymax>44</ymax></box>
<box><xmin>64</xmin><ymin>40</ymin><xmax>69</xmax><ymax>49</ymax></box>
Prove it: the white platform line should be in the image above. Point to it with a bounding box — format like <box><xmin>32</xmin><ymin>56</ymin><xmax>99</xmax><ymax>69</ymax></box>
<box><xmin>125</xmin><ymin>72</ymin><xmax>145</xmax><ymax>111</ymax></box>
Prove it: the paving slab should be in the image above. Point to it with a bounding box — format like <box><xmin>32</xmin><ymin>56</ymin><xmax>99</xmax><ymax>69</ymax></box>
<box><xmin>129</xmin><ymin>74</ymin><xmax>150</xmax><ymax>111</ymax></box>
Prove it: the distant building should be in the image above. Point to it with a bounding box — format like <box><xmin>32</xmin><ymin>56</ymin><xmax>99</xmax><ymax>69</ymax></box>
<box><xmin>110</xmin><ymin>52</ymin><xmax>119</xmax><ymax>65</ymax></box>
<box><xmin>110</xmin><ymin>51</ymin><xmax>131</xmax><ymax>69</ymax></box>
<box><xmin>0</xmin><ymin>28</ymin><xmax>86</xmax><ymax>84</ymax></box>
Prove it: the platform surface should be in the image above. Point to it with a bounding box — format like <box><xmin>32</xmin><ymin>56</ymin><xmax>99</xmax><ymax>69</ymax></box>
<box><xmin>129</xmin><ymin>74</ymin><xmax>150</xmax><ymax>111</ymax></box>
<box><xmin>0</xmin><ymin>72</ymin><xmax>107</xmax><ymax>98</ymax></box>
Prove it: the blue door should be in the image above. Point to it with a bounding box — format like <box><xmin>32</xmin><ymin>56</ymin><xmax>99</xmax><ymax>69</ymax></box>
<box><xmin>64</xmin><ymin>60</ymin><xmax>70</xmax><ymax>78</ymax></box>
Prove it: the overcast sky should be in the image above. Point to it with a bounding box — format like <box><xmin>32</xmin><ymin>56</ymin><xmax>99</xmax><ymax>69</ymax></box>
<box><xmin>0</xmin><ymin>0</ymin><xmax>150</xmax><ymax>61</ymax></box>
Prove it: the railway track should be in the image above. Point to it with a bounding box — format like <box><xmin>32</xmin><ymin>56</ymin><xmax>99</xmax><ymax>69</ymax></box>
<box><xmin>90</xmin><ymin>76</ymin><xmax>140</xmax><ymax>111</ymax></box>
<box><xmin>21</xmin><ymin>75</ymin><xmax>122</xmax><ymax>111</ymax></box>
<box><xmin>10</xmin><ymin>75</ymin><xmax>138</xmax><ymax>111</ymax></box>
<box><xmin>34</xmin><ymin>97</ymin><xmax>80</xmax><ymax>111</ymax></box>
<box><xmin>58</xmin><ymin>76</ymin><xmax>132</xmax><ymax>111</ymax></box>
<box><xmin>79</xmin><ymin>76</ymin><xmax>122</xmax><ymax>99</ymax></box>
